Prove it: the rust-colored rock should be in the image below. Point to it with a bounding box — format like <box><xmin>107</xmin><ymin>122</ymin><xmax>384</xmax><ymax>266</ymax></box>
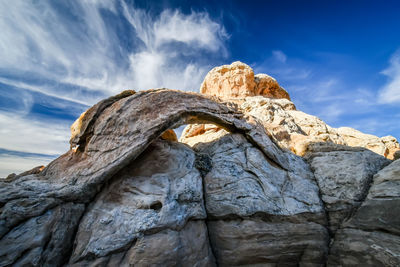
<box><xmin>160</xmin><ymin>129</ymin><xmax>178</xmax><ymax>141</ymax></box>
<box><xmin>255</xmin><ymin>74</ymin><xmax>291</xmax><ymax>100</ymax></box>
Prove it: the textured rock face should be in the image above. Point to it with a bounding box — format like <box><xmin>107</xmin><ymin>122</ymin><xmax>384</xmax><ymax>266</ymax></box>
<box><xmin>0</xmin><ymin>89</ymin><xmax>290</xmax><ymax>266</ymax></box>
<box><xmin>338</xmin><ymin>127</ymin><xmax>391</xmax><ymax>157</ymax></box>
<box><xmin>0</xmin><ymin>82</ymin><xmax>399</xmax><ymax>266</ymax></box>
<box><xmin>69</xmin><ymin>139</ymin><xmax>214</xmax><ymax>266</ymax></box>
<box><xmin>328</xmin><ymin>159</ymin><xmax>400</xmax><ymax>265</ymax></box>
<box><xmin>306</xmin><ymin>143</ymin><xmax>390</xmax><ymax>233</ymax></box>
<box><xmin>191</xmin><ymin>62</ymin><xmax>400</xmax><ymax>159</ymax></box>
<box><xmin>194</xmin><ymin>133</ymin><xmax>329</xmax><ymax>265</ymax></box>
<box><xmin>200</xmin><ymin>61</ymin><xmax>290</xmax><ymax>100</ymax></box>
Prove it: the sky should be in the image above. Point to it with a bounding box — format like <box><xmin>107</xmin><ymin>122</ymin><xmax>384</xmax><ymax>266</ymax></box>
<box><xmin>0</xmin><ymin>0</ymin><xmax>400</xmax><ymax>177</ymax></box>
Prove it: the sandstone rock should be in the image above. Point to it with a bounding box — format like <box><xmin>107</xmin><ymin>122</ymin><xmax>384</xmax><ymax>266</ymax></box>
<box><xmin>160</xmin><ymin>129</ymin><xmax>178</xmax><ymax>141</ymax></box>
<box><xmin>328</xmin><ymin>159</ymin><xmax>400</xmax><ymax>265</ymax></box>
<box><xmin>381</xmin><ymin>135</ymin><xmax>400</xmax><ymax>160</ymax></box>
<box><xmin>195</xmin><ymin>134</ymin><xmax>324</xmax><ymax>220</ymax></box>
<box><xmin>200</xmin><ymin>61</ymin><xmax>290</xmax><ymax>100</ymax></box>
<box><xmin>200</xmin><ymin>61</ymin><xmax>256</xmax><ymax>99</ymax></box>
<box><xmin>189</xmin><ymin>62</ymin><xmax>400</xmax><ymax>160</ymax></box>
<box><xmin>0</xmin><ymin>203</ymin><xmax>84</xmax><ymax>266</ymax></box>
<box><xmin>209</xmin><ymin>219</ymin><xmax>328</xmax><ymax>266</ymax></box>
<box><xmin>305</xmin><ymin>143</ymin><xmax>390</xmax><ymax>233</ymax></box>
<box><xmin>179</xmin><ymin>123</ymin><xmax>229</xmax><ymax>147</ymax></box>
<box><xmin>0</xmin><ymin>89</ymin><xmax>289</xmax><ymax>266</ymax></box>
<box><xmin>254</xmin><ymin>73</ymin><xmax>291</xmax><ymax>100</ymax></box>
<box><xmin>4</xmin><ymin>165</ymin><xmax>45</xmax><ymax>181</ymax></box>
<box><xmin>193</xmin><ymin>133</ymin><xmax>328</xmax><ymax>265</ymax></box>
<box><xmin>328</xmin><ymin>228</ymin><xmax>400</xmax><ymax>266</ymax></box>
<box><xmin>69</xmin><ymin>139</ymin><xmax>214</xmax><ymax>265</ymax></box>
<box><xmin>1</xmin><ymin>87</ymin><xmax>399</xmax><ymax>266</ymax></box>
<box><xmin>337</xmin><ymin>127</ymin><xmax>389</xmax><ymax>157</ymax></box>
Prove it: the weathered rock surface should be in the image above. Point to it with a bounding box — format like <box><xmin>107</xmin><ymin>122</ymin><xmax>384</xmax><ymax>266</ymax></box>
<box><xmin>209</xmin><ymin>219</ymin><xmax>329</xmax><ymax>266</ymax></box>
<box><xmin>200</xmin><ymin>61</ymin><xmax>290</xmax><ymax>100</ymax></box>
<box><xmin>328</xmin><ymin>159</ymin><xmax>400</xmax><ymax>266</ymax></box>
<box><xmin>188</xmin><ymin>62</ymin><xmax>400</xmax><ymax>160</ymax></box>
<box><xmin>69</xmin><ymin>139</ymin><xmax>214</xmax><ymax>266</ymax></box>
<box><xmin>305</xmin><ymin>143</ymin><xmax>390</xmax><ymax>233</ymax></box>
<box><xmin>0</xmin><ymin>89</ymin><xmax>292</xmax><ymax>266</ymax></box>
<box><xmin>193</xmin><ymin>133</ymin><xmax>329</xmax><ymax>265</ymax></box>
<box><xmin>1</xmin><ymin>66</ymin><xmax>399</xmax><ymax>266</ymax></box>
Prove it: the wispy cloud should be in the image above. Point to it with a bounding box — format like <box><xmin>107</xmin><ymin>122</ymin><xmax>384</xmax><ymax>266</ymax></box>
<box><xmin>0</xmin><ymin>154</ymin><xmax>54</xmax><ymax>178</ymax></box>
<box><xmin>0</xmin><ymin>112</ymin><xmax>70</xmax><ymax>155</ymax></box>
<box><xmin>0</xmin><ymin>0</ymin><xmax>228</xmax><ymax>96</ymax></box>
<box><xmin>272</xmin><ymin>50</ymin><xmax>287</xmax><ymax>63</ymax></box>
<box><xmin>0</xmin><ymin>0</ymin><xmax>228</xmax><ymax>175</ymax></box>
<box><xmin>378</xmin><ymin>49</ymin><xmax>400</xmax><ymax>104</ymax></box>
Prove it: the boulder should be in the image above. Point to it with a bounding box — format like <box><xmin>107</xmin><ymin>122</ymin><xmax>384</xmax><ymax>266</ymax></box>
<box><xmin>200</xmin><ymin>61</ymin><xmax>290</xmax><ymax>100</ymax></box>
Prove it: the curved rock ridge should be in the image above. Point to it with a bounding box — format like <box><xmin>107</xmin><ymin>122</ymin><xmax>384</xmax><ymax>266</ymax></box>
<box><xmin>0</xmin><ymin>87</ymin><xmax>399</xmax><ymax>266</ymax></box>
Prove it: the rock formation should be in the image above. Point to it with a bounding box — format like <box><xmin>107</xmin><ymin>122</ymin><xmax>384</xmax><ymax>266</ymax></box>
<box><xmin>185</xmin><ymin>62</ymin><xmax>400</xmax><ymax>160</ymax></box>
<box><xmin>0</xmin><ymin>62</ymin><xmax>399</xmax><ymax>266</ymax></box>
<box><xmin>200</xmin><ymin>61</ymin><xmax>290</xmax><ymax>100</ymax></box>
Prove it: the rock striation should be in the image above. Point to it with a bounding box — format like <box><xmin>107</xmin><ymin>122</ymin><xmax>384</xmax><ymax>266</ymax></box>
<box><xmin>0</xmin><ymin>62</ymin><xmax>399</xmax><ymax>266</ymax></box>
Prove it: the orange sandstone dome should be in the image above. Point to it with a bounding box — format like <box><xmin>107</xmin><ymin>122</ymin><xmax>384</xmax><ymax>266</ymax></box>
<box><xmin>200</xmin><ymin>61</ymin><xmax>290</xmax><ymax>100</ymax></box>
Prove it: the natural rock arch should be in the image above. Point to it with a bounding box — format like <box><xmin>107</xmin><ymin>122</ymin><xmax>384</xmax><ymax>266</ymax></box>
<box><xmin>1</xmin><ymin>90</ymin><xmax>290</xmax><ymax>211</ymax></box>
<box><xmin>36</xmin><ymin>89</ymin><xmax>289</xmax><ymax>201</ymax></box>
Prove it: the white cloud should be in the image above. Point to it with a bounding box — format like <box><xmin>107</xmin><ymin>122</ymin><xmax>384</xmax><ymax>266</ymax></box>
<box><xmin>0</xmin><ymin>78</ymin><xmax>91</xmax><ymax>106</ymax></box>
<box><xmin>0</xmin><ymin>0</ymin><xmax>228</xmax><ymax>175</ymax></box>
<box><xmin>378</xmin><ymin>50</ymin><xmax>400</xmax><ymax>104</ymax></box>
<box><xmin>0</xmin><ymin>112</ymin><xmax>70</xmax><ymax>155</ymax></box>
<box><xmin>0</xmin><ymin>0</ymin><xmax>228</xmax><ymax>96</ymax></box>
<box><xmin>272</xmin><ymin>50</ymin><xmax>287</xmax><ymax>63</ymax></box>
<box><xmin>122</xmin><ymin>2</ymin><xmax>228</xmax><ymax>91</ymax></box>
<box><xmin>0</xmin><ymin>155</ymin><xmax>54</xmax><ymax>178</ymax></box>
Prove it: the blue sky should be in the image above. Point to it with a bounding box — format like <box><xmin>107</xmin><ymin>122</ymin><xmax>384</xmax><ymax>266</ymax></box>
<box><xmin>1</xmin><ymin>0</ymin><xmax>400</xmax><ymax>176</ymax></box>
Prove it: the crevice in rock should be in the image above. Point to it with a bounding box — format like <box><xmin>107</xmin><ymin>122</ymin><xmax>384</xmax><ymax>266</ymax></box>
<box><xmin>342</xmin><ymin>158</ymin><xmax>391</xmax><ymax>231</ymax></box>
<box><xmin>194</xmin><ymin>151</ymin><xmax>219</xmax><ymax>267</ymax></box>
<box><xmin>64</xmin><ymin>202</ymin><xmax>88</xmax><ymax>266</ymax></box>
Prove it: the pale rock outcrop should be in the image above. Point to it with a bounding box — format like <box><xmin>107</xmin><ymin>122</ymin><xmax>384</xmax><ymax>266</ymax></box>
<box><xmin>188</xmin><ymin>62</ymin><xmax>400</xmax><ymax>160</ymax></box>
<box><xmin>381</xmin><ymin>135</ymin><xmax>400</xmax><ymax>159</ymax></box>
<box><xmin>200</xmin><ymin>61</ymin><xmax>290</xmax><ymax>100</ymax></box>
<box><xmin>337</xmin><ymin>127</ymin><xmax>390</xmax><ymax>157</ymax></box>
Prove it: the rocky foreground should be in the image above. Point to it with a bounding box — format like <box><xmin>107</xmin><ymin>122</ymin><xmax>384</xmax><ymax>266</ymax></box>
<box><xmin>1</xmin><ymin>62</ymin><xmax>399</xmax><ymax>266</ymax></box>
